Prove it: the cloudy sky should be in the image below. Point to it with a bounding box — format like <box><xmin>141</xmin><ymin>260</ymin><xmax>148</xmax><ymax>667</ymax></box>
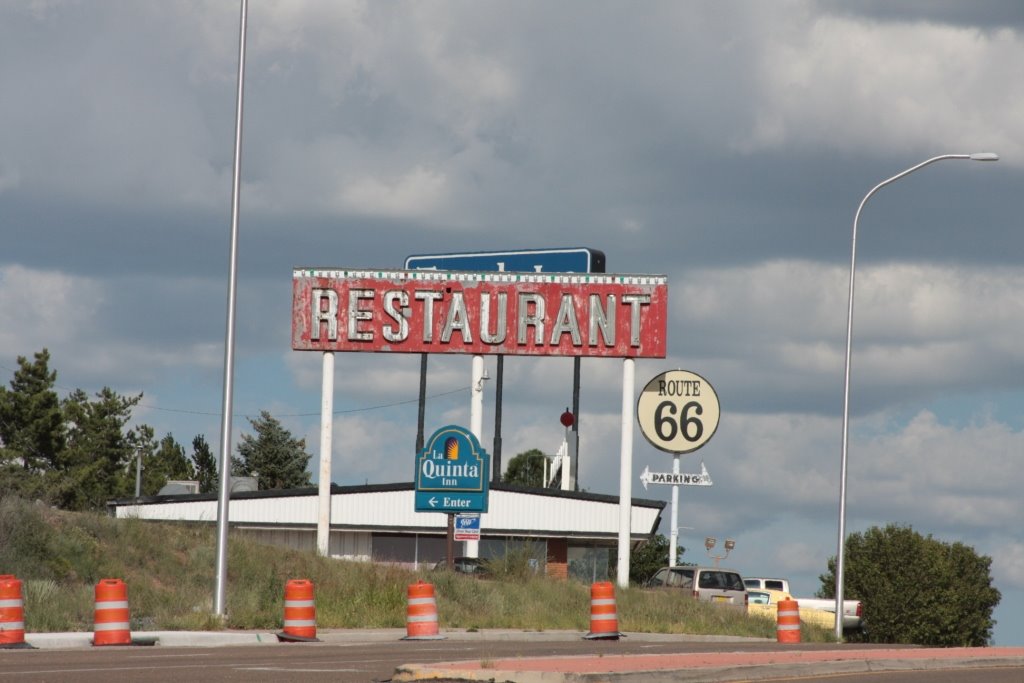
<box><xmin>3</xmin><ymin>1</ymin><xmax>1024</xmax><ymax>643</ymax></box>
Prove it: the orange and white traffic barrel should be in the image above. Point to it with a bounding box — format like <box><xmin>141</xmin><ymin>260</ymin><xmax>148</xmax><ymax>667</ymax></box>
<box><xmin>583</xmin><ymin>581</ymin><xmax>622</xmax><ymax>640</ymax></box>
<box><xmin>776</xmin><ymin>597</ymin><xmax>801</xmax><ymax>643</ymax></box>
<box><xmin>0</xmin><ymin>575</ymin><xmax>27</xmax><ymax>649</ymax></box>
<box><xmin>402</xmin><ymin>580</ymin><xmax>445</xmax><ymax>640</ymax></box>
<box><xmin>93</xmin><ymin>578</ymin><xmax>131</xmax><ymax>646</ymax></box>
<box><xmin>277</xmin><ymin>579</ymin><xmax>319</xmax><ymax>642</ymax></box>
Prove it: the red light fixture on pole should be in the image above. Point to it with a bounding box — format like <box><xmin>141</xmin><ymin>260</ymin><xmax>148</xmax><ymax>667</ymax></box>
<box><xmin>560</xmin><ymin>408</ymin><xmax>574</xmax><ymax>428</ymax></box>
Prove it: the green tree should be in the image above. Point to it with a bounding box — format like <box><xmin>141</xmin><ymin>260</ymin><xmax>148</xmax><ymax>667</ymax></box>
<box><xmin>231</xmin><ymin>411</ymin><xmax>312</xmax><ymax>490</ymax></box>
<box><xmin>818</xmin><ymin>524</ymin><xmax>1000</xmax><ymax>646</ymax></box>
<box><xmin>191</xmin><ymin>434</ymin><xmax>218</xmax><ymax>493</ymax></box>
<box><xmin>141</xmin><ymin>432</ymin><xmax>196</xmax><ymax>496</ymax></box>
<box><xmin>53</xmin><ymin>387</ymin><xmax>144</xmax><ymax>510</ymax></box>
<box><xmin>630</xmin><ymin>534</ymin><xmax>687</xmax><ymax>584</ymax></box>
<box><xmin>502</xmin><ymin>448</ymin><xmax>547</xmax><ymax>487</ymax></box>
<box><xmin>0</xmin><ymin>349</ymin><xmax>65</xmax><ymax>498</ymax></box>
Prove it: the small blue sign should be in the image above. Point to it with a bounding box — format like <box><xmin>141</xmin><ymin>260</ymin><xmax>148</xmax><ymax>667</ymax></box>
<box><xmin>404</xmin><ymin>247</ymin><xmax>605</xmax><ymax>274</ymax></box>
<box><xmin>415</xmin><ymin>425</ymin><xmax>491</xmax><ymax>513</ymax></box>
<box><xmin>454</xmin><ymin>513</ymin><xmax>481</xmax><ymax>541</ymax></box>
<box><xmin>455</xmin><ymin>514</ymin><xmax>481</xmax><ymax>531</ymax></box>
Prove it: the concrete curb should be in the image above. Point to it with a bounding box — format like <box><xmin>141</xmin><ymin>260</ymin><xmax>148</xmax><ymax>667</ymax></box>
<box><xmin>22</xmin><ymin>628</ymin><xmax>771</xmax><ymax>649</ymax></box>
<box><xmin>25</xmin><ymin>631</ymin><xmax>280</xmax><ymax>649</ymax></box>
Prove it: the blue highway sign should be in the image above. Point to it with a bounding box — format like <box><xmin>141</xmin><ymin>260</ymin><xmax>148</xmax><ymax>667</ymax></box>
<box><xmin>405</xmin><ymin>247</ymin><xmax>605</xmax><ymax>274</ymax></box>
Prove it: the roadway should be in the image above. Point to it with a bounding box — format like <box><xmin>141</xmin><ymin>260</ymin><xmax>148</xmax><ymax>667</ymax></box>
<box><xmin>3</xmin><ymin>629</ymin><xmax>1024</xmax><ymax>682</ymax></box>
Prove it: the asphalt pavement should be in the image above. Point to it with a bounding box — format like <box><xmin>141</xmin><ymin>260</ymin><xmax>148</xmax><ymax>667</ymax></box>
<box><xmin>8</xmin><ymin>628</ymin><xmax>1024</xmax><ymax>682</ymax></box>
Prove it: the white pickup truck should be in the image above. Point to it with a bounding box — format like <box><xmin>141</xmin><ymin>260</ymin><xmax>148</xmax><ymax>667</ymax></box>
<box><xmin>744</xmin><ymin>577</ymin><xmax>864</xmax><ymax>631</ymax></box>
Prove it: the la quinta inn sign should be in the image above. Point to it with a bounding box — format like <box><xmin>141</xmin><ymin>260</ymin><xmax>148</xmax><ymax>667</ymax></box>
<box><xmin>414</xmin><ymin>425</ymin><xmax>490</xmax><ymax>513</ymax></box>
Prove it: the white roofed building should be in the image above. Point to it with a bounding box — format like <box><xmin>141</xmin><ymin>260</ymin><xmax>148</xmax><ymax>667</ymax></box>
<box><xmin>109</xmin><ymin>482</ymin><xmax>664</xmax><ymax>581</ymax></box>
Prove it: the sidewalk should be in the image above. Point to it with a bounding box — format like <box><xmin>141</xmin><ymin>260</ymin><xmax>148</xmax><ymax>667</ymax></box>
<box><xmin>393</xmin><ymin>644</ymin><xmax>1024</xmax><ymax>682</ymax></box>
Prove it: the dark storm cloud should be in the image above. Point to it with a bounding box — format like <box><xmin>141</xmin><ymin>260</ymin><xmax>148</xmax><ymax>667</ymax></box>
<box><xmin>821</xmin><ymin>0</ymin><xmax>1024</xmax><ymax>30</ymax></box>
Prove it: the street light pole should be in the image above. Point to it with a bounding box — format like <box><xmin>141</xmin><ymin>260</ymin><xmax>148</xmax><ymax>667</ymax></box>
<box><xmin>835</xmin><ymin>152</ymin><xmax>998</xmax><ymax>640</ymax></box>
<box><xmin>214</xmin><ymin>0</ymin><xmax>248</xmax><ymax>618</ymax></box>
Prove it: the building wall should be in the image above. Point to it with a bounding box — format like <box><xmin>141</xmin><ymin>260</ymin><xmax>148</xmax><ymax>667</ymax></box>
<box><xmin>112</xmin><ymin>486</ymin><xmax>662</xmax><ymax>538</ymax></box>
<box><xmin>547</xmin><ymin>538</ymin><xmax>568</xmax><ymax>580</ymax></box>
<box><xmin>235</xmin><ymin>527</ymin><xmax>371</xmax><ymax>561</ymax></box>
<box><xmin>110</xmin><ymin>485</ymin><xmax>662</xmax><ymax>582</ymax></box>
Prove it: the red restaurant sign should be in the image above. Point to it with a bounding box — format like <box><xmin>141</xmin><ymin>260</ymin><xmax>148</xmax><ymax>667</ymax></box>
<box><xmin>292</xmin><ymin>268</ymin><xmax>668</xmax><ymax>358</ymax></box>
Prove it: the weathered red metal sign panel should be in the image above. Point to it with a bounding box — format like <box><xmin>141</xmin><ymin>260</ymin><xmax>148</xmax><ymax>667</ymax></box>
<box><xmin>291</xmin><ymin>268</ymin><xmax>667</xmax><ymax>358</ymax></box>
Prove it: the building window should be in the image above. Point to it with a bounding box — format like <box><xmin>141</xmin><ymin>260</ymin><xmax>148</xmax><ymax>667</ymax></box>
<box><xmin>371</xmin><ymin>533</ymin><xmax>447</xmax><ymax>567</ymax></box>
<box><xmin>568</xmin><ymin>544</ymin><xmax>610</xmax><ymax>582</ymax></box>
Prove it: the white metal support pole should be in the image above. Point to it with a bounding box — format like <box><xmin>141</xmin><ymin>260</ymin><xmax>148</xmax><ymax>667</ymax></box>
<box><xmin>213</xmin><ymin>0</ymin><xmax>247</xmax><ymax>618</ymax></box>
<box><xmin>471</xmin><ymin>355</ymin><xmax>485</xmax><ymax>437</ymax></box>
<box><xmin>317</xmin><ymin>351</ymin><xmax>334</xmax><ymax>556</ymax></box>
<box><xmin>617</xmin><ymin>357</ymin><xmax>635</xmax><ymax>588</ymax></box>
<box><xmin>466</xmin><ymin>355</ymin><xmax>485</xmax><ymax>559</ymax></box>
<box><xmin>135</xmin><ymin>449</ymin><xmax>142</xmax><ymax>498</ymax></box>
<box><xmin>566</xmin><ymin>427</ymin><xmax>578</xmax><ymax>490</ymax></box>
<box><xmin>669</xmin><ymin>454</ymin><xmax>680</xmax><ymax>567</ymax></box>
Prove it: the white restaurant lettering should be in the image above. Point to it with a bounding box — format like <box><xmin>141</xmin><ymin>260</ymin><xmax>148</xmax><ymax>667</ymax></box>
<box><xmin>311</xmin><ymin>288</ymin><xmax>651</xmax><ymax>348</ymax></box>
<box><xmin>291</xmin><ymin>269</ymin><xmax>668</xmax><ymax>358</ymax></box>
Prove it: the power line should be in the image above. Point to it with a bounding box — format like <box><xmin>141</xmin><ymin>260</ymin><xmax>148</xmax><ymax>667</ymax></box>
<box><xmin>144</xmin><ymin>385</ymin><xmax>470</xmax><ymax>418</ymax></box>
<box><xmin>0</xmin><ymin>361</ymin><xmax>469</xmax><ymax>420</ymax></box>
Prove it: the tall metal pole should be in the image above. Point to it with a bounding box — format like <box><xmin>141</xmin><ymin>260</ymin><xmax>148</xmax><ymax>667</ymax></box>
<box><xmin>415</xmin><ymin>354</ymin><xmax>427</xmax><ymax>454</ymax></box>
<box><xmin>466</xmin><ymin>355</ymin><xmax>485</xmax><ymax>559</ymax></box>
<box><xmin>470</xmin><ymin>356</ymin><xmax>485</xmax><ymax>442</ymax></box>
<box><xmin>492</xmin><ymin>355</ymin><xmax>503</xmax><ymax>483</ymax></box>
<box><xmin>616</xmin><ymin>357</ymin><xmax>635</xmax><ymax>588</ymax></box>
<box><xmin>669</xmin><ymin>454</ymin><xmax>679</xmax><ymax>567</ymax></box>
<box><xmin>835</xmin><ymin>152</ymin><xmax>998</xmax><ymax>640</ymax></box>
<box><xmin>214</xmin><ymin>0</ymin><xmax>248</xmax><ymax>618</ymax></box>
<box><xmin>316</xmin><ymin>351</ymin><xmax>334</xmax><ymax>556</ymax></box>
<box><xmin>572</xmin><ymin>356</ymin><xmax>581</xmax><ymax>489</ymax></box>
<box><xmin>135</xmin><ymin>448</ymin><xmax>142</xmax><ymax>498</ymax></box>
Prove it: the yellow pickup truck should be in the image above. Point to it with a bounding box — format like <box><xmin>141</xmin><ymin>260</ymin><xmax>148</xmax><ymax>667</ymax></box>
<box><xmin>747</xmin><ymin>589</ymin><xmax>838</xmax><ymax>630</ymax></box>
<box><xmin>745</xmin><ymin>577</ymin><xmax>863</xmax><ymax>631</ymax></box>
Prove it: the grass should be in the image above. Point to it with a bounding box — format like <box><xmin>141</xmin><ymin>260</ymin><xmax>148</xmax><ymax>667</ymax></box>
<box><xmin>0</xmin><ymin>495</ymin><xmax>835</xmax><ymax>641</ymax></box>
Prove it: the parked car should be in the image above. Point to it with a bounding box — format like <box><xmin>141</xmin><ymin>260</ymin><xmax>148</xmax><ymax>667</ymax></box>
<box><xmin>432</xmin><ymin>557</ymin><xmax>490</xmax><ymax>577</ymax></box>
<box><xmin>645</xmin><ymin>566</ymin><xmax>748</xmax><ymax>610</ymax></box>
